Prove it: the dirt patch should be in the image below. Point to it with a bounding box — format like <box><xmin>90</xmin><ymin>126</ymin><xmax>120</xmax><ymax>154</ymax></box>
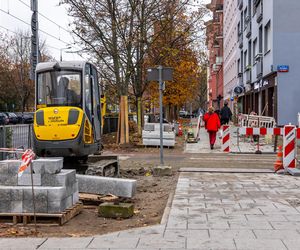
<box><xmin>0</xmin><ymin>131</ymin><xmax>184</xmax><ymax>237</ymax></box>
<box><xmin>0</xmin><ymin>168</ymin><xmax>178</xmax><ymax>237</ymax></box>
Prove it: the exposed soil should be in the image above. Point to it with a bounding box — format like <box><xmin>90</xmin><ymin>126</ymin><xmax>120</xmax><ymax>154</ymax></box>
<box><xmin>0</xmin><ymin>133</ymin><xmax>182</xmax><ymax>238</ymax></box>
<box><xmin>35</xmin><ymin>169</ymin><xmax>178</xmax><ymax>237</ymax></box>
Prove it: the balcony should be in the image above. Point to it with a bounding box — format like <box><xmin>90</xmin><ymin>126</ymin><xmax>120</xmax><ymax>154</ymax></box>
<box><xmin>213</xmin><ymin>40</ymin><xmax>220</xmax><ymax>48</ymax></box>
<box><xmin>238</xmin><ymin>0</ymin><xmax>243</xmax><ymax>10</ymax></box>
<box><xmin>246</xmin><ymin>23</ymin><xmax>251</xmax><ymax>38</ymax></box>
<box><xmin>215</xmin><ymin>4</ymin><xmax>223</xmax><ymax>13</ymax></box>
<box><xmin>213</xmin><ymin>15</ymin><xmax>221</xmax><ymax>24</ymax></box>
<box><xmin>238</xmin><ymin>32</ymin><xmax>243</xmax><ymax>48</ymax></box>
<box><xmin>216</xmin><ymin>32</ymin><xmax>223</xmax><ymax>39</ymax></box>
<box><xmin>254</xmin><ymin>53</ymin><xmax>262</xmax><ymax>62</ymax></box>
<box><xmin>256</xmin><ymin>4</ymin><xmax>263</xmax><ymax>23</ymax></box>
<box><xmin>213</xmin><ymin>64</ymin><xmax>220</xmax><ymax>72</ymax></box>
<box><xmin>216</xmin><ymin>56</ymin><xmax>223</xmax><ymax>66</ymax></box>
<box><xmin>256</xmin><ymin>59</ymin><xmax>262</xmax><ymax>78</ymax></box>
<box><xmin>246</xmin><ymin>67</ymin><xmax>251</xmax><ymax>84</ymax></box>
<box><xmin>238</xmin><ymin>72</ymin><xmax>243</xmax><ymax>85</ymax></box>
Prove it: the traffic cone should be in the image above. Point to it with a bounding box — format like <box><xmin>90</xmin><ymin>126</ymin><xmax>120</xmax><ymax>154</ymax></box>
<box><xmin>274</xmin><ymin>146</ymin><xmax>283</xmax><ymax>172</ymax></box>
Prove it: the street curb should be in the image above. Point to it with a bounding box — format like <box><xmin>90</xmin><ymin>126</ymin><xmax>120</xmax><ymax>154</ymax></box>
<box><xmin>160</xmin><ymin>189</ymin><xmax>175</xmax><ymax>225</ymax></box>
<box><xmin>178</xmin><ymin>167</ymin><xmax>274</xmax><ymax>173</ymax></box>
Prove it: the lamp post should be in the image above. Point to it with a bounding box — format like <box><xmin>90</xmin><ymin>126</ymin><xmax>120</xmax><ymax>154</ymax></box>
<box><xmin>60</xmin><ymin>46</ymin><xmax>72</xmax><ymax>61</ymax></box>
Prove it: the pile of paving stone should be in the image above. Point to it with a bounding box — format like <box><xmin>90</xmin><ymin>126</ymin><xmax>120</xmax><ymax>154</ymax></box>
<box><xmin>0</xmin><ymin>158</ymin><xmax>79</xmax><ymax>214</ymax></box>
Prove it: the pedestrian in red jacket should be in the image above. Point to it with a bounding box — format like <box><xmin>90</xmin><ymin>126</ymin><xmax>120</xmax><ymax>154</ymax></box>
<box><xmin>203</xmin><ymin>107</ymin><xmax>221</xmax><ymax>150</ymax></box>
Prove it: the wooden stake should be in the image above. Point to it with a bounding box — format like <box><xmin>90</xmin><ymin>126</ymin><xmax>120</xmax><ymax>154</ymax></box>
<box><xmin>120</xmin><ymin>96</ymin><xmax>125</xmax><ymax>144</ymax></box>
<box><xmin>124</xmin><ymin>96</ymin><xmax>129</xmax><ymax>143</ymax></box>
<box><xmin>116</xmin><ymin>99</ymin><xmax>121</xmax><ymax>144</ymax></box>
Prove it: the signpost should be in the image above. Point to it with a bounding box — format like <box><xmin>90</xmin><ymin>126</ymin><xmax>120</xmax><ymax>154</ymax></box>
<box><xmin>147</xmin><ymin>66</ymin><xmax>173</xmax><ymax>166</ymax></box>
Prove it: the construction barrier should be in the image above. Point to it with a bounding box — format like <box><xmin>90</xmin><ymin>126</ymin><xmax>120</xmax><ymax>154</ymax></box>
<box><xmin>238</xmin><ymin>114</ymin><xmax>276</xmax><ymax>128</ymax></box>
<box><xmin>222</xmin><ymin>125</ymin><xmax>230</xmax><ymax>152</ymax></box>
<box><xmin>283</xmin><ymin>125</ymin><xmax>296</xmax><ymax>168</ymax></box>
<box><xmin>222</xmin><ymin>125</ymin><xmax>300</xmax><ymax>169</ymax></box>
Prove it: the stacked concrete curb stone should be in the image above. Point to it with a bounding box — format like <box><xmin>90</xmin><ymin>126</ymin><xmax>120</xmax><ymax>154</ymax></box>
<box><xmin>0</xmin><ymin>158</ymin><xmax>79</xmax><ymax>214</ymax></box>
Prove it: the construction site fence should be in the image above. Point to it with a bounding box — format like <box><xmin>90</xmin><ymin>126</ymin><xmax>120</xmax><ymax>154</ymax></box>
<box><xmin>0</xmin><ymin>124</ymin><xmax>33</xmax><ymax>160</ymax></box>
<box><xmin>238</xmin><ymin>114</ymin><xmax>276</xmax><ymax>128</ymax></box>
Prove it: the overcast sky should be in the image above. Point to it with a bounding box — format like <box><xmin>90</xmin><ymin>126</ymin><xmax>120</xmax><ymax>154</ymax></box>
<box><xmin>0</xmin><ymin>0</ymin><xmax>210</xmax><ymax>62</ymax></box>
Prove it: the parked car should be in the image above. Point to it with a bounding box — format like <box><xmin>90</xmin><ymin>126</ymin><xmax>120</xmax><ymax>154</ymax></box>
<box><xmin>22</xmin><ymin>112</ymin><xmax>34</xmax><ymax>124</ymax></box>
<box><xmin>15</xmin><ymin>112</ymin><xmax>24</xmax><ymax>124</ymax></box>
<box><xmin>5</xmin><ymin>112</ymin><xmax>18</xmax><ymax>124</ymax></box>
<box><xmin>0</xmin><ymin>112</ymin><xmax>9</xmax><ymax>125</ymax></box>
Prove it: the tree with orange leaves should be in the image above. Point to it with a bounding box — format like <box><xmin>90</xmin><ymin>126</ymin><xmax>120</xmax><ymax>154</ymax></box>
<box><xmin>145</xmin><ymin>3</ymin><xmax>207</xmax><ymax>120</ymax></box>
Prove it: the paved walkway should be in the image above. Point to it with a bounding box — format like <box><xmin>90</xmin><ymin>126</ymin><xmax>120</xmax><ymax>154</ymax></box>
<box><xmin>185</xmin><ymin>126</ymin><xmax>274</xmax><ymax>154</ymax></box>
<box><xmin>2</xmin><ymin>170</ymin><xmax>300</xmax><ymax>249</ymax></box>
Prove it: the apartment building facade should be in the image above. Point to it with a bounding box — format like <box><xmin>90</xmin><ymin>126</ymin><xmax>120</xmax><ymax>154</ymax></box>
<box><xmin>223</xmin><ymin>0</ymin><xmax>239</xmax><ymax>109</ymax></box>
<box><xmin>234</xmin><ymin>0</ymin><xmax>300</xmax><ymax>125</ymax></box>
<box><xmin>206</xmin><ymin>0</ymin><xmax>224</xmax><ymax>110</ymax></box>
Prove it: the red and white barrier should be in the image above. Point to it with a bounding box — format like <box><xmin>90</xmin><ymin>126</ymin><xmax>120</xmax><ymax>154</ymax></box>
<box><xmin>283</xmin><ymin>125</ymin><xmax>296</xmax><ymax>168</ymax></box>
<box><xmin>18</xmin><ymin>149</ymin><xmax>35</xmax><ymax>177</ymax></box>
<box><xmin>222</xmin><ymin>125</ymin><xmax>300</xmax><ymax>169</ymax></box>
<box><xmin>238</xmin><ymin>127</ymin><xmax>282</xmax><ymax>136</ymax></box>
<box><xmin>222</xmin><ymin>125</ymin><xmax>230</xmax><ymax>152</ymax></box>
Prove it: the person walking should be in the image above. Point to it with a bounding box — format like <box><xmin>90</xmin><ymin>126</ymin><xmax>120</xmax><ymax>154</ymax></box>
<box><xmin>220</xmin><ymin>101</ymin><xmax>232</xmax><ymax>125</ymax></box>
<box><xmin>203</xmin><ymin>107</ymin><xmax>221</xmax><ymax>150</ymax></box>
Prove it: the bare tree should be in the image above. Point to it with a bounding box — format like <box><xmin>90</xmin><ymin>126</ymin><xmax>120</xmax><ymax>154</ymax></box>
<box><xmin>64</xmin><ymin>0</ymin><xmax>207</xmax><ymax>141</ymax></box>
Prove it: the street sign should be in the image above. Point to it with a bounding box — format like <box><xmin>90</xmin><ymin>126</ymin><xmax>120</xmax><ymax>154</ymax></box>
<box><xmin>233</xmin><ymin>86</ymin><xmax>244</xmax><ymax>95</ymax></box>
<box><xmin>277</xmin><ymin>65</ymin><xmax>289</xmax><ymax>72</ymax></box>
<box><xmin>147</xmin><ymin>67</ymin><xmax>173</xmax><ymax>81</ymax></box>
<box><xmin>146</xmin><ymin>66</ymin><xmax>173</xmax><ymax>166</ymax></box>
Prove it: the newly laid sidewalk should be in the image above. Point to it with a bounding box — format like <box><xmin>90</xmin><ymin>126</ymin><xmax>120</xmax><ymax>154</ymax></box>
<box><xmin>2</xmin><ymin>169</ymin><xmax>300</xmax><ymax>249</ymax></box>
<box><xmin>185</xmin><ymin>126</ymin><xmax>274</xmax><ymax>154</ymax></box>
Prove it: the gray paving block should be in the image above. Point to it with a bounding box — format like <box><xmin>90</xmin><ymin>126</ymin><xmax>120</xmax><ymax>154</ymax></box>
<box><xmin>88</xmin><ymin>236</ymin><xmax>139</xmax><ymax>249</ymax></box>
<box><xmin>18</xmin><ymin>174</ymin><xmax>41</xmax><ymax>186</ymax></box>
<box><xmin>0</xmin><ymin>161</ymin><xmax>8</xmax><ymax>175</ymax></box>
<box><xmin>47</xmin><ymin>186</ymin><xmax>67</xmax><ymax>201</ymax></box>
<box><xmin>76</xmin><ymin>174</ymin><xmax>136</xmax><ymax>198</ymax></box>
<box><xmin>138</xmin><ymin>236</ymin><xmax>186</xmax><ymax>249</ymax></box>
<box><xmin>10</xmin><ymin>201</ymin><xmax>22</xmax><ymax>213</ymax></box>
<box><xmin>23</xmin><ymin>188</ymin><xmax>48</xmax><ymax>213</ymax></box>
<box><xmin>65</xmin><ymin>195</ymin><xmax>72</xmax><ymax>209</ymax></box>
<box><xmin>287</xmin><ymin>168</ymin><xmax>300</xmax><ymax>176</ymax></box>
<box><xmin>0</xmin><ymin>200</ymin><xmax>11</xmax><ymax>213</ymax></box>
<box><xmin>4</xmin><ymin>160</ymin><xmax>24</xmax><ymax>175</ymax></box>
<box><xmin>72</xmin><ymin>191</ymin><xmax>79</xmax><ymax>205</ymax></box>
<box><xmin>48</xmin><ymin>196</ymin><xmax>72</xmax><ymax>213</ymax></box>
<box><xmin>235</xmin><ymin>239</ymin><xmax>287</xmax><ymax>250</ymax></box>
<box><xmin>0</xmin><ymin>175</ymin><xmax>17</xmax><ymax>186</ymax></box>
<box><xmin>32</xmin><ymin>157</ymin><xmax>63</xmax><ymax>174</ymax></box>
<box><xmin>0</xmin><ymin>187</ymin><xmax>11</xmax><ymax>201</ymax></box>
<box><xmin>11</xmin><ymin>188</ymin><xmax>23</xmax><ymax>201</ymax></box>
<box><xmin>39</xmin><ymin>237</ymin><xmax>93</xmax><ymax>249</ymax></box>
<box><xmin>48</xmin><ymin>200</ymin><xmax>65</xmax><ymax>213</ymax></box>
<box><xmin>41</xmin><ymin>169</ymin><xmax>76</xmax><ymax>187</ymax></box>
<box><xmin>0</xmin><ymin>238</ymin><xmax>47</xmax><ymax>249</ymax></box>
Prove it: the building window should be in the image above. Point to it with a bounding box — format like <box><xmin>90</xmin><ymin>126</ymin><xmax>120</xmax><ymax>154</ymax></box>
<box><xmin>253</xmin><ymin>38</ymin><xmax>257</xmax><ymax>62</ymax></box>
<box><xmin>248</xmin><ymin>0</ymin><xmax>252</xmax><ymax>16</ymax></box>
<box><xmin>237</xmin><ymin>59</ymin><xmax>241</xmax><ymax>74</ymax></box>
<box><xmin>244</xmin><ymin>8</ymin><xmax>248</xmax><ymax>29</ymax></box>
<box><xmin>248</xmin><ymin>40</ymin><xmax>252</xmax><ymax>66</ymax></box>
<box><xmin>244</xmin><ymin>50</ymin><xmax>247</xmax><ymax>70</ymax></box>
<box><xmin>259</xmin><ymin>25</ymin><xmax>263</xmax><ymax>53</ymax></box>
<box><xmin>241</xmin><ymin>51</ymin><xmax>244</xmax><ymax>72</ymax></box>
<box><xmin>241</xmin><ymin>12</ymin><xmax>243</xmax><ymax>31</ymax></box>
<box><xmin>264</xmin><ymin>21</ymin><xmax>271</xmax><ymax>53</ymax></box>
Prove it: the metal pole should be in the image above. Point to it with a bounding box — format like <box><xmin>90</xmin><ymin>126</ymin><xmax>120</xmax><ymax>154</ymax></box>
<box><xmin>158</xmin><ymin>65</ymin><xmax>164</xmax><ymax>166</ymax></box>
